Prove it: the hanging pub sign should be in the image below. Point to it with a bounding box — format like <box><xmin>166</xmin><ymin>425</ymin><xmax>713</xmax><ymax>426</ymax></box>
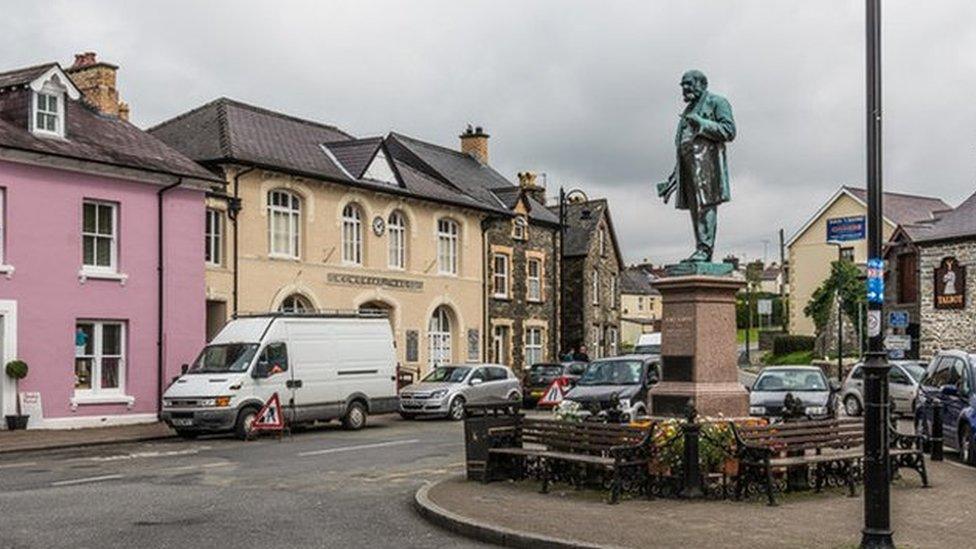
<box><xmin>934</xmin><ymin>256</ymin><xmax>966</xmax><ymax>310</ymax></box>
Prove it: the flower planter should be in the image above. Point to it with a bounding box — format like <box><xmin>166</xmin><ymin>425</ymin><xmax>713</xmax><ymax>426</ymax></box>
<box><xmin>5</xmin><ymin>415</ymin><xmax>29</xmax><ymax>430</ymax></box>
<box><xmin>722</xmin><ymin>458</ymin><xmax>739</xmax><ymax>477</ymax></box>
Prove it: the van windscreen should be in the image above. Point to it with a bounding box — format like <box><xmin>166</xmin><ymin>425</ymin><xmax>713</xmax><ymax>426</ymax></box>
<box><xmin>189</xmin><ymin>343</ymin><xmax>259</xmax><ymax>374</ymax></box>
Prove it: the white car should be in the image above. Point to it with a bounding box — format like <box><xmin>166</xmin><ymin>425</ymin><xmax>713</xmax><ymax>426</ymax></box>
<box><xmin>162</xmin><ymin>313</ymin><xmax>399</xmax><ymax>439</ymax></box>
<box><xmin>399</xmin><ymin>364</ymin><xmax>522</xmax><ymax>420</ymax></box>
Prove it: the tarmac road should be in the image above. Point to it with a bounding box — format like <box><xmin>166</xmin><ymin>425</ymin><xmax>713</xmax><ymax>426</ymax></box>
<box><xmin>0</xmin><ymin>416</ymin><xmax>489</xmax><ymax>549</ymax></box>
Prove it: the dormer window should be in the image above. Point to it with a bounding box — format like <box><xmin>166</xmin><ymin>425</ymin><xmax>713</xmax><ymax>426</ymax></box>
<box><xmin>512</xmin><ymin>216</ymin><xmax>528</xmax><ymax>240</ymax></box>
<box><xmin>34</xmin><ymin>91</ymin><xmax>62</xmax><ymax>135</ymax></box>
<box><xmin>27</xmin><ymin>67</ymin><xmax>80</xmax><ymax>139</ymax></box>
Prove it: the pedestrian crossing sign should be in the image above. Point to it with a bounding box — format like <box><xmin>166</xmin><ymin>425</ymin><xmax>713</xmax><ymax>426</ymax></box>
<box><xmin>538</xmin><ymin>380</ymin><xmax>565</xmax><ymax>407</ymax></box>
<box><xmin>252</xmin><ymin>392</ymin><xmax>285</xmax><ymax>431</ymax></box>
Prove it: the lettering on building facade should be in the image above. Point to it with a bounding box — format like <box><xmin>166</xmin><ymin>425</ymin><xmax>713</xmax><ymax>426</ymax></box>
<box><xmin>326</xmin><ymin>273</ymin><xmax>424</xmax><ymax>291</ymax></box>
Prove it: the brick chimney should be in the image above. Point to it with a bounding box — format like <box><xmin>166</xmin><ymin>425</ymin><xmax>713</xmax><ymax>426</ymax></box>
<box><xmin>65</xmin><ymin>52</ymin><xmax>129</xmax><ymax>120</ymax></box>
<box><xmin>517</xmin><ymin>171</ymin><xmax>546</xmax><ymax>205</ymax></box>
<box><xmin>459</xmin><ymin>124</ymin><xmax>489</xmax><ymax>164</ymax></box>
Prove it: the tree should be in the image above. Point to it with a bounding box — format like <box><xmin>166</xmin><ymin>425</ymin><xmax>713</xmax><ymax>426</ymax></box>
<box><xmin>804</xmin><ymin>260</ymin><xmax>865</xmax><ymax>350</ymax></box>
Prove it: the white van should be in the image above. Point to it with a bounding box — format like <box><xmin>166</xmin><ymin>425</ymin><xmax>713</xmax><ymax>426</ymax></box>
<box><xmin>634</xmin><ymin>332</ymin><xmax>661</xmax><ymax>356</ymax></box>
<box><xmin>161</xmin><ymin>313</ymin><xmax>398</xmax><ymax>439</ymax></box>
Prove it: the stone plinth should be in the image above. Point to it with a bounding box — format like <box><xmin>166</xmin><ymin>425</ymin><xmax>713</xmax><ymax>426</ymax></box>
<box><xmin>649</xmin><ymin>275</ymin><xmax>749</xmax><ymax>417</ymax></box>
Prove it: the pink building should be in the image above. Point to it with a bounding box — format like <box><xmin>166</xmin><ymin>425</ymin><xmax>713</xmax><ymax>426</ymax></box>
<box><xmin>0</xmin><ymin>55</ymin><xmax>220</xmax><ymax>428</ymax></box>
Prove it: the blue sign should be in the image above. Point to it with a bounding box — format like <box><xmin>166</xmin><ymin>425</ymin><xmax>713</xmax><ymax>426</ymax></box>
<box><xmin>867</xmin><ymin>258</ymin><xmax>885</xmax><ymax>304</ymax></box>
<box><xmin>826</xmin><ymin>215</ymin><xmax>866</xmax><ymax>242</ymax></box>
<box><xmin>889</xmin><ymin>311</ymin><xmax>909</xmax><ymax>329</ymax></box>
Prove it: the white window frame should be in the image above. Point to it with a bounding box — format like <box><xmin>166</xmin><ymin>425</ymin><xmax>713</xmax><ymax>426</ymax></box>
<box><xmin>205</xmin><ymin>208</ymin><xmax>222</xmax><ymax>267</ymax></box>
<box><xmin>599</xmin><ymin>227</ymin><xmax>607</xmax><ymax>256</ymax></box>
<box><xmin>592</xmin><ymin>327</ymin><xmax>602</xmax><ymax>359</ymax></box>
<box><xmin>388</xmin><ymin>210</ymin><xmax>406</xmax><ymax>270</ymax></box>
<box><xmin>492</xmin><ymin>253</ymin><xmax>509</xmax><ymax>299</ymax></box>
<box><xmin>525</xmin><ymin>327</ymin><xmax>544</xmax><ymax>366</ymax></box>
<box><xmin>278</xmin><ymin>294</ymin><xmax>312</xmax><ymax>313</ymax></box>
<box><xmin>527</xmin><ymin>258</ymin><xmax>542</xmax><ymax>302</ymax></box>
<box><xmin>437</xmin><ymin>219</ymin><xmax>459</xmax><ymax>275</ymax></box>
<box><xmin>610</xmin><ymin>273</ymin><xmax>618</xmax><ymax>308</ymax></box>
<box><xmin>74</xmin><ymin>321</ymin><xmax>126</xmax><ymax>398</ymax></box>
<box><xmin>268</xmin><ymin>190</ymin><xmax>301</xmax><ymax>259</ymax></box>
<box><xmin>32</xmin><ymin>89</ymin><xmax>64</xmax><ymax>138</ymax></box>
<box><xmin>513</xmin><ymin>216</ymin><xmax>527</xmax><ymax>240</ymax></box>
<box><xmin>608</xmin><ymin>326</ymin><xmax>618</xmax><ymax>357</ymax></box>
<box><xmin>492</xmin><ymin>324</ymin><xmax>509</xmax><ymax>365</ymax></box>
<box><xmin>638</xmin><ymin>296</ymin><xmax>644</xmax><ymax>311</ymax></box>
<box><xmin>428</xmin><ymin>306</ymin><xmax>452</xmax><ymax>368</ymax></box>
<box><xmin>592</xmin><ymin>269</ymin><xmax>600</xmax><ymax>305</ymax></box>
<box><xmin>82</xmin><ymin>200</ymin><xmax>118</xmax><ymax>274</ymax></box>
<box><xmin>342</xmin><ymin>203</ymin><xmax>363</xmax><ymax>265</ymax></box>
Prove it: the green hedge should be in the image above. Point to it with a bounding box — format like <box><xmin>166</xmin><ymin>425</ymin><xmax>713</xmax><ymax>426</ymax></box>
<box><xmin>772</xmin><ymin>335</ymin><xmax>815</xmax><ymax>356</ymax></box>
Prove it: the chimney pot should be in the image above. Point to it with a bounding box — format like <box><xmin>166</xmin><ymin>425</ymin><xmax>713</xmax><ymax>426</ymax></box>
<box><xmin>459</xmin><ymin>124</ymin><xmax>490</xmax><ymax>164</ymax></box>
<box><xmin>72</xmin><ymin>51</ymin><xmax>97</xmax><ymax>69</ymax></box>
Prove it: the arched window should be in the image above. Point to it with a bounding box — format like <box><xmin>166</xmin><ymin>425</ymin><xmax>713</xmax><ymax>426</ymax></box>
<box><xmin>278</xmin><ymin>294</ymin><xmax>312</xmax><ymax>313</ymax></box>
<box><xmin>268</xmin><ymin>190</ymin><xmax>300</xmax><ymax>258</ymax></box>
<box><xmin>512</xmin><ymin>216</ymin><xmax>527</xmax><ymax>240</ymax></box>
<box><xmin>388</xmin><ymin>210</ymin><xmax>406</xmax><ymax>269</ymax></box>
<box><xmin>342</xmin><ymin>203</ymin><xmax>363</xmax><ymax>265</ymax></box>
<box><xmin>428</xmin><ymin>306</ymin><xmax>453</xmax><ymax>367</ymax></box>
<box><xmin>437</xmin><ymin>218</ymin><xmax>459</xmax><ymax>275</ymax></box>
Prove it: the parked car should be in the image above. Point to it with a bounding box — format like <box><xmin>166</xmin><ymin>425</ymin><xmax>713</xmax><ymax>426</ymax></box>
<box><xmin>914</xmin><ymin>351</ymin><xmax>976</xmax><ymax>465</ymax></box>
<box><xmin>840</xmin><ymin>360</ymin><xmax>926</xmax><ymax>417</ymax></box>
<box><xmin>399</xmin><ymin>363</ymin><xmax>521</xmax><ymax>421</ymax></box>
<box><xmin>522</xmin><ymin>361</ymin><xmax>588</xmax><ymax>408</ymax></box>
<box><xmin>161</xmin><ymin>314</ymin><xmax>399</xmax><ymax>439</ymax></box>
<box><xmin>633</xmin><ymin>333</ymin><xmax>661</xmax><ymax>356</ymax></box>
<box><xmin>562</xmin><ymin>355</ymin><xmax>661</xmax><ymax>420</ymax></box>
<box><xmin>748</xmin><ymin>366</ymin><xmax>839</xmax><ymax>420</ymax></box>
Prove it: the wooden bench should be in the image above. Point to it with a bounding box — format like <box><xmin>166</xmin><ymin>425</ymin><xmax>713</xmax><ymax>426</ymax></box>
<box><xmin>731</xmin><ymin>418</ymin><xmax>928</xmax><ymax>505</ymax></box>
<box><xmin>486</xmin><ymin>418</ymin><xmax>655</xmax><ymax>503</ymax></box>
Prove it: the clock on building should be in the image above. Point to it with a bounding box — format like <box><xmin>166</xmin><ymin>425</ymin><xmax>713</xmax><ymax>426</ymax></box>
<box><xmin>372</xmin><ymin>216</ymin><xmax>386</xmax><ymax>236</ymax></box>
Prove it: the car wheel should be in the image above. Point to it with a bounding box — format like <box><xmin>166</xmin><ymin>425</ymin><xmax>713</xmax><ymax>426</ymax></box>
<box><xmin>507</xmin><ymin>391</ymin><xmax>521</xmax><ymax>402</ymax></box>
<box><xmin>448</xmin><ymin>396</ymin><xmax>466</xmax><ymax>421</ymax></box>
<box><xmin>961</xmin><ymin>425</ymin><xmax>976</xmax><ymax>466</ymax></box>
<box><xmin>399</xmin><ymin>412</ymin><xmax>416</xmax><ymax>420</ymax></box>
<box><xmin>175</xmin><ymin>429</ymin><xmax>198</xmax><ymax>440</ymax></box>
<box><xmin>234</xmin><ymin>407</ymin><xmax>259</xmax><ymax>440</ymax></box>
<box><xmin>341</xmin><ymin>401</ymin><xmax>367</xmax><ymax>431</ymax></box>
<box><xmin>844</xmin><ymin>395</ymin><xmax>863</xmax><ymax>417</ymax></box>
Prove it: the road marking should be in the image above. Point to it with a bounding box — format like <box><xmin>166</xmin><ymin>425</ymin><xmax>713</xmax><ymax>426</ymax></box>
<box><xmin>298</xmin><ymin>439</ymin><xmax>420</xmax><ymax>457</ymax></box>
<box><xmin>0</xmin><ymin>461</ymin><xmax>38</xmax><ymax>470</ymax></box>
<box><xmin>73</xmin><ymin>447</ymin><xmax>211</xmax><ymax>463</ymax></box>
<box><xmin>163</xmin><ymin>461</ymin><xmax>233</xmax><ymax>473</ymax></box>
<box><xmin>51</xmin><ymin>474</ymin><xmax>123</xmax><ymax>487</ymax></box>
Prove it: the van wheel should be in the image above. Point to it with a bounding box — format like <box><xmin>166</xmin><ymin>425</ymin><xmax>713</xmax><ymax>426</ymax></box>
<box><xmin>448</xmin><ymin>397</ymin><xmax>466</xmax><ymax>421</ymax></box>
<box><xmin>507</xmin><ymin>391</ymin><xmax>521</xmax><ymax>402</ymax></box>
<box><xmin>234</xmin><ymin>407</ymin><xmax>259</xmax><ymax>440</ymax></box>
<box><xmin>175</xmin><ymin>429</ymin><xmax>198</xmax><ymax>440</ymax></box>
<box><xmin>342</xmin><ymin>401</ymin><xmax>367</xmax><ymax>431</ymax></box>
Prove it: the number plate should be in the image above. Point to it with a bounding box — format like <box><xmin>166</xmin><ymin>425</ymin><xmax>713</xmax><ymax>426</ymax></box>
<box><xmin>171</xmin><ymin>418</ymin><xmax>193</xmax><ymax>427</ymax></box>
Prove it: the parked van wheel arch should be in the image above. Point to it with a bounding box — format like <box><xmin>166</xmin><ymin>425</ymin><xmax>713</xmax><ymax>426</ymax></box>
<box><xmin>234</xmin><ymin>405</ymin><xmax>261</xmax><ymax>440</ymax></box>
<box><xmin>342</xmin><ymin>400</ymin><xmax>368</xmax><ymax>430</ymax></box>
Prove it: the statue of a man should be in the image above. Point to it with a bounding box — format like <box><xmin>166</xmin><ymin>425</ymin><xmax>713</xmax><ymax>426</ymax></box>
<box><xmin>657</xmin><ymin>70</ymin><xmax>736</xmax><ymax>263</ymax></box>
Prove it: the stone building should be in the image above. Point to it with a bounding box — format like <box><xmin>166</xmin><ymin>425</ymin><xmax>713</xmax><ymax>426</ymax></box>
<box><xmin>554</xmin><ymin>199</ymin><xmax>623</xmax><ymax>358</ymax></box>
<box><xmin>886</xmin><ymin>191</ymin><xmax>976</xmax><ymax>358</ymax></box>
<box><xmin>484</xmin><ymin>172</ymin><xmax>560</xmax><ymax>372</ymax></box>
<box><xmin>150</xmin><ymin>99</ymin><xmax>539</xmax><ymax>375</ymax></box>
<box><xmin>620</xmin><ymin>266</ymin><xmax>661</xmax><ymax>349</ymax></box>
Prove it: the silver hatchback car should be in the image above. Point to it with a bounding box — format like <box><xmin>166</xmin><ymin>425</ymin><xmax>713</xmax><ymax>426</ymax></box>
<box><xmin>840</xmin><ymin>360</ymin><xmax>927</xmax><ymax>417</ymax></box>
<box><xmin>398</xmin><ymin>363</ymin><xmax>522</xmax><ymax>421</ymax></box>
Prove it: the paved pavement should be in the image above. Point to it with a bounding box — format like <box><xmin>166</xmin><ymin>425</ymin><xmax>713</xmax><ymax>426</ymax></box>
<box><xmin>0</xmin><ymin>416</ymin><xmax>487</xmax><ymax>549</ymax></box>
<box><xmin>0</xmin><ymin>422</ymin><xmax>174</xmax><ymax>455</ymax></box>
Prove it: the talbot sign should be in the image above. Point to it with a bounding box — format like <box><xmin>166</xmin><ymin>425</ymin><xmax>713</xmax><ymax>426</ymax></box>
<box><xmin>934</xmin><ymin>256</ymin><xmax>966</xmax><ymax>310</ymax></box>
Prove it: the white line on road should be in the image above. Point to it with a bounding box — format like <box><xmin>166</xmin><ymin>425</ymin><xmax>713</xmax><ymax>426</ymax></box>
<box><xmin>51</xmin><ymin>474</ymin><xmax>123</xmax><ymax>487</ymax></box>
<box><xmin>297</xmin><ymin>439</ymin><xmax>420</xmax><ymax>457</ymax></box>
<box><xmin>0</xmin><ymin>461</ymin><xmax>38</xmax><ymax>470</ymax></box>
<box><xmin>163</xmin><ymin>462</ymin><xmax>234</xmax><ymax>473</ymax></box>
<box><xmin>72</xmin><ymin>446</ymin><xmax>212</xmax><ymax>463</ymax></box>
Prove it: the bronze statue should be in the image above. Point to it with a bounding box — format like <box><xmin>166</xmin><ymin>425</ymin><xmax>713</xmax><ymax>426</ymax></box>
<box><xmin>657</xmin><ymin>70</ymin><xmax>736</xmax><ymax>264</ymax></box>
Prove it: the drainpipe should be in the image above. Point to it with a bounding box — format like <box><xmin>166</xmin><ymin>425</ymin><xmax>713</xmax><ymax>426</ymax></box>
<box><xmin>481</xmin><ymin>217</ymin><xmax>490</xmax><ymax>361</ymax></box>
<box><xmin>157</xmin><ymin>177</ymin><xmax>183</xmax><ymax>418</ymax></box>
<box><xmin>230</xmin><ymin>167</ymin><xmax>255</xmax><ymax>317</ymax></box>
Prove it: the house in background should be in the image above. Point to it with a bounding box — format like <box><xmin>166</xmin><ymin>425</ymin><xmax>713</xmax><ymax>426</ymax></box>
<box><xmin>0</xmin><ymin>53</ymin><xmax>219</xmax><ymax>428</ymax></box>
<box><xmin>787</xmin><ymin>186</ymin><xmax>950</xmax><ymax>336</ymax></box>
<box><xmin>619</xmin><ymin>265</ymin><xmax>661</xmax><ymax>349</ymax></box>
<box><xmin>554</xmin><ymin>199</ymin><xmax>623</xmax><ymax>358</ymax></box>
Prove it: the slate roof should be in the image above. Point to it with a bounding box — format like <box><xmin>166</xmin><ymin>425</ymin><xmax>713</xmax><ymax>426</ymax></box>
<box><xmin>324</xmin><ymin>137</ymin><xmax>383</xmax><ymax>179</ymax></box>
<box><xmin>490</xmin><ymin>186</ymin><xmax>560</xmax><ymax>225</ymax></box>
<box><xmin>620</xmin><ymin>266</ymin><xmax>659</xmax><ymax>295</ymax></box>
<box><xmin>905</xmin><ymin>191</ymin><xmax>976</xmax><ymax>243</ymax></box>
<box><xmin>0</xmin><ymin>63</ymin><xmax>220</xmax><ymax>185</ymax></box>
<box><xmin>843</xmin><ymin>186</ymin><xmax>950</xmax><ymax>226</ymax></box>
<box><xmin>554</xmin><ymin>199</ymin><xmax>624</xmax><ymax>264</ymax></box>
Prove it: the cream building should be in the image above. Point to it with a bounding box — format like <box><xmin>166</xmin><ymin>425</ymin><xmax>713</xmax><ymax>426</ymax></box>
<box><xmin>619</xmin><ymin>266</ymin><xmax>662</xmax><ymax>347</ymax></box>
<box><xmin>151</xmin><ymin>99</ymin><xmax>523</xmax><ymax>375</ymax></box>
<box><xmin>787</xmin><ymin>186</ymin><xmax>949</xmax><ymax>336</ymax></box>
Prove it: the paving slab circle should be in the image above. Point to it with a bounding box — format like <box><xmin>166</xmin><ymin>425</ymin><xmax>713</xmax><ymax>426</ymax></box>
<box><xmin>417</xmin><ymin>463</ymin><xmax>976</xmax><ymax>549</ymax></box>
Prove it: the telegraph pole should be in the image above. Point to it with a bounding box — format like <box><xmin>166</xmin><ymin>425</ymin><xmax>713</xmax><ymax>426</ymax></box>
<box><xmin>861</xmin><ymin>0</ymin><xmax>893</xmax><ymax>547</ymax></box>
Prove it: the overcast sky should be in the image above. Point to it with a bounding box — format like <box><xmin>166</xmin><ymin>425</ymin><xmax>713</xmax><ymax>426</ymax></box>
<box><xmin>3</xmin><ymin>1</ymin><xmax>975</xmax><ymax>264</ymax></box>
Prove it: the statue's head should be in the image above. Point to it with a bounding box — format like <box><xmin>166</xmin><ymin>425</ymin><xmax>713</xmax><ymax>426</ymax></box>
<box><xmin>680</xmin><ymin>70</ymin><xmax>708</xmax><ymax>103</ymax></box>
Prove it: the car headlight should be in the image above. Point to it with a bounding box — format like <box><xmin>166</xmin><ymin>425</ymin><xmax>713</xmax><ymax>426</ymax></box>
<box><xmin>430</xmin><ymin>389</ymin><xmax>448</xmax><ymax>398</ymax></box>
<box><xmin>806</xmin><ymin>406</ymin><xmax>828</xmax><ymax>416</ymax></box>
<box><xmin>749</xmin><ymin>406</ymin><xmax>766</xmax><ymax>415</ymax></box>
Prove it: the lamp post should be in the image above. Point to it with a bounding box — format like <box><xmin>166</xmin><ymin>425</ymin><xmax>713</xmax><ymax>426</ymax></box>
<box><xmin>861</xmin><ymin>0</ymin><xmax>893</xmax><ymax>547</ymax></box>
<box><xmin>827</xmin><ymin>240</ymin><xmax>845</xmax><ymax>383</ymax></box>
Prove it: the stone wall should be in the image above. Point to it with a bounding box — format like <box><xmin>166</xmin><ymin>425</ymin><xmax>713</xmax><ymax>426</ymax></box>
<box><xmin>918</xmin><ymin>239</ymin><xmax>976</xmax><ymax>357</ymax></box>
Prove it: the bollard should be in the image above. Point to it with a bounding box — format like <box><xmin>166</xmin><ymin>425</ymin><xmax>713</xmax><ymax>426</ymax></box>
<box><xmin>679</xmin><ymin>403</ymin><xmax>704</xmax><ymax>499</ymax></box>
<box><xmin>931</xmin><ymin>400</ymin><xmax>944</xmax><ymax>462</ymax></box>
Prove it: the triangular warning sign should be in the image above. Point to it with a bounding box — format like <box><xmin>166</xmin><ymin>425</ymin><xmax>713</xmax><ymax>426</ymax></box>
<box><xmin>252</xmin><ymin>392</ymin><xmax>285</xmax><ymax>431</ymax></box>
<box><xmin>537</xmin><ymin>379</ymin><xmax>565</xmax><ymax>407</ymax></box>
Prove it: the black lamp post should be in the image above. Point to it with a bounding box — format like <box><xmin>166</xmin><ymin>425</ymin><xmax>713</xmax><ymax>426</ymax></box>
<box><xmin>861</xmin><ymin>0</ymin><xmax>893</xmax><ymax>547</ymax></box>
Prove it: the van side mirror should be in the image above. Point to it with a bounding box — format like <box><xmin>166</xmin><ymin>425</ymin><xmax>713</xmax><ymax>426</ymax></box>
<box><xmin>252</xmin><ymin>360</ymin><xmax>270</xmax><ymax>379</ymax></box>
<box><xmin>181</xmin><ymin>363</ymin><xmax>189</xmax><ymax>375</ymax></box>
<box><xmin>470</xmin><ymin>378</ymin><xmax>483</xmax><ymax>386</ymax></box>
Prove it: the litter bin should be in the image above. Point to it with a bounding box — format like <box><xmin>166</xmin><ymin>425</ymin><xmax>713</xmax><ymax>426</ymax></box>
<box><xmin>463</xmin><ymin>401</ymin><xmax>522</xmax><ymax>482</ymax></box>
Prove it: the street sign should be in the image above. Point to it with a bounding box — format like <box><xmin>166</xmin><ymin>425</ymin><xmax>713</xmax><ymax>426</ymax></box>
<box><xmin>826</xmin><ymin>215</ymin><xmax>866</xmax><ymax>242</ymax></box>
<box><xmin>888</xmin><ymin>349</ymin><xmax>905</xmax><ymax>360</ymax></box>
<box><xmin>884</xmin><ymin>334</ymin><xmax>911</xmax><ymax>351</ymax></box>
<box><xmin>758</xmin><ymin>299</ymin><xmax>773</xmax><ymax>315</ymax></box>
<box><xmin>888</xmin><ymin>311</ymin><xmax>909</xmax><ymax>329</ymax></box>
<box><xmin>252</xmin><ymin>393</ymin><xmax>285</xmax><ymax>431</ymax></box>
<box><xmin>537</xmin><ymin>380</ymin><xmax>565</xmax><ymax>408</ymax></box>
